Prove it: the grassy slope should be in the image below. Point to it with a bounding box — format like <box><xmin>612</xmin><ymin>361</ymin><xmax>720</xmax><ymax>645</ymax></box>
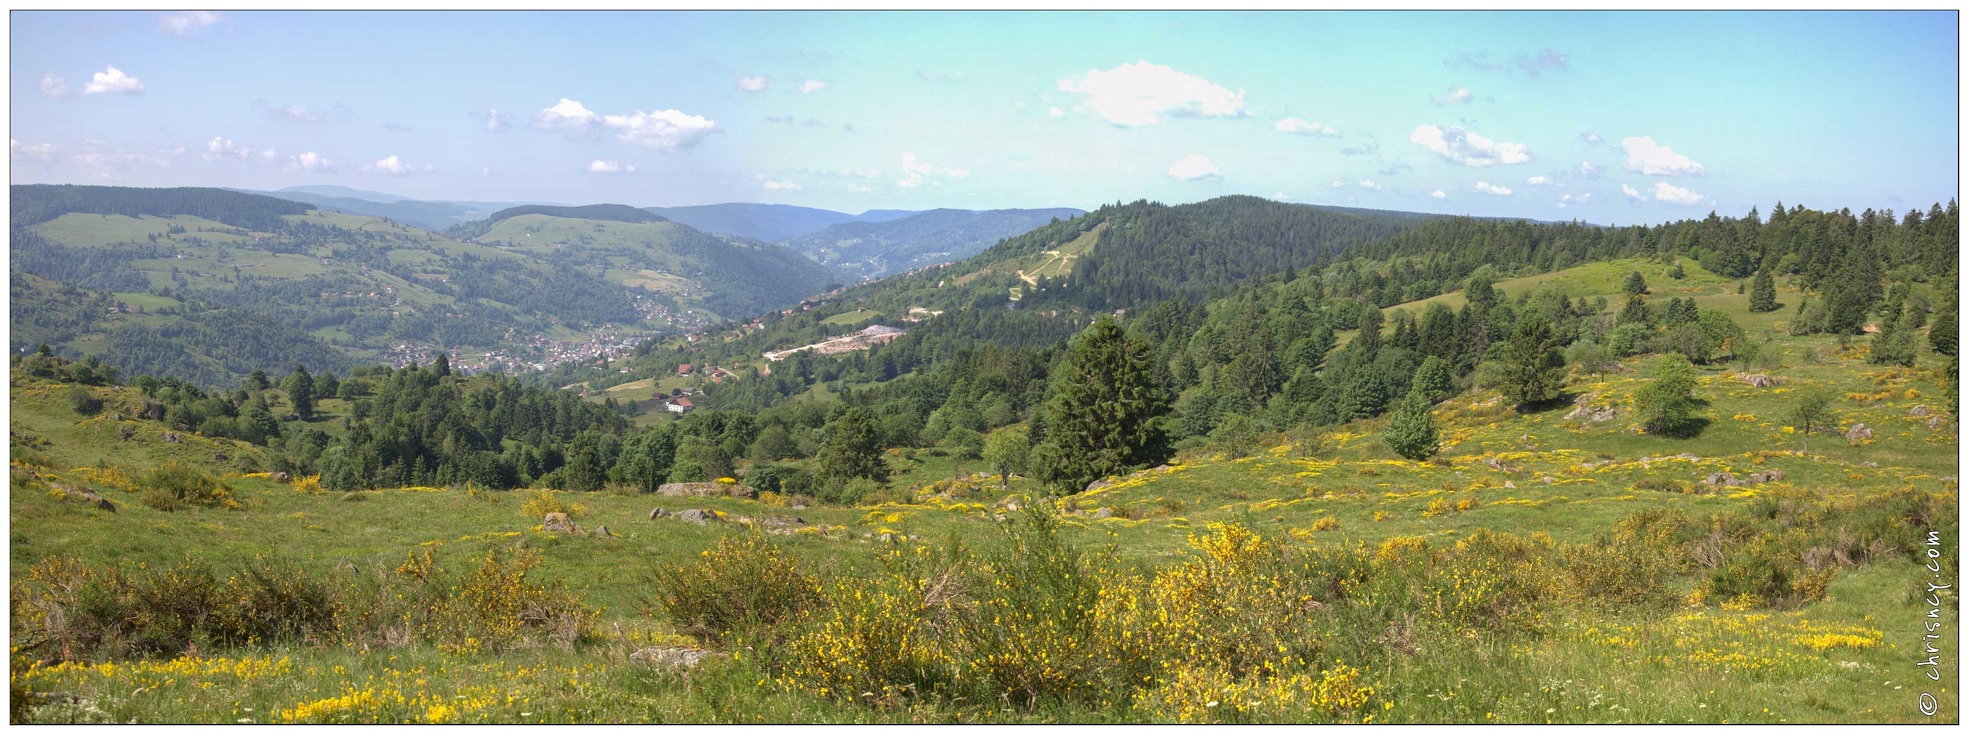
<box><xmin>9</xmin><ymin>263</ymin><xmax>1958</xmax><ymax>723</ymax></box>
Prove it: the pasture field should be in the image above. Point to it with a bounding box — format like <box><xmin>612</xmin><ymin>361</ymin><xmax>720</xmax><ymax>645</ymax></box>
<box><xmin>9</xmin><ymin>269</ymin><xmax>1958</xmax><ymax>724</ymax></box>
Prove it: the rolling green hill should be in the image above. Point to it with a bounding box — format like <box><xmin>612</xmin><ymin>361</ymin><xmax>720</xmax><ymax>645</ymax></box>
<box><xmin>782</xmin><ymin>207</ymin><xmax>1085</xmax><ymax>281</ymax></box>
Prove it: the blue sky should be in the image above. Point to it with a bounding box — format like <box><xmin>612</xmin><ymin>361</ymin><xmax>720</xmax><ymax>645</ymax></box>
<box><xmin>10</xmin><ymin>10</ymin><xmax>1958</xmax><ymax>223</ymax></box>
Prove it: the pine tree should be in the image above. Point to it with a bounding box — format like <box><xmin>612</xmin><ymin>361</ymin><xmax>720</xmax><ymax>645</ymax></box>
<box><xmin>1499</xmin><ymin>316</ymin><xmax>1567</xmax><ymax>410</ymax></box>
<box><xmin>1411</xmin><ymin>355</ymin><xmax>1453</xmax><ymax>403</ymax></box>
<box><xmin>1617</xmin><ymin>294</ymin><xmax>1651</xmax><ymax>326</ymax></box>
<box><xmin>1381</xmin><ymin>388</ymin><xmax>1439</xmax><ymax>461</ymax></box>
<box><xmin>815</xmin><ymin>407</ymin><xmax>887</xmax><ymax>485</ymax></box>
<box><xmin>1748</xmin><ymin>269</ymin><xmax>1779</xmax><ymax>313</ymax></box>
<box><xmin>1622</xmin><ymin>271</ymin><xmax>1649</xmax><ymax>296</ymax></box>
<box><xmin>1667</xmin><ymin>262</ymin><xmax>1686</xmax><ymax>279</ymax></box>
<box><xmin>1336</xmin><ymin>370</ymin><xmax>1389</xmax><ymax>423</ymax></box>
<box><xmin>1041</xmin><ymin>316</ymin><xmax>1171</xmax><ymax>494</ymax></box>
<box><xmin>1870</xmin><ymin>308</ymin><xmax>1919</xmax><ymax>367</ymax></box>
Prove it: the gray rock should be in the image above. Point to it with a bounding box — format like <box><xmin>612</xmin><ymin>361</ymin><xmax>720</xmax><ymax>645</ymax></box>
<box><xmin>1911</xmin><ymin>405</ymin><xmax>1933</xmax><ymax>417</ymax></box>
<box><xmin>1931</xmin><ymin>415</ymin><xmax>1953</xmax><ymax>430</ymax></box>
<box><xmin>678</xmin><ymin>508</ymin><xmax>718</xmax><ymax>525</ymax></box>
<box><xmin>542</xmin><ymin>512</ymin><xmax>579</xmax><ymax>534</ymax></box>
<box><xmin>1091</xmin><ymin>508</ymin><xmax>1113</xmax><ymax>519</ymax></box>
<box><xmin>628</xmin><ymin>647</ymin><xmax>719</xmax><ymax>669</ymax></box>
<box><xmin>591</xmin><ymin>525</ymin><xmax>614</xmax><ymax>538</ymax></box>
<box><xmin>658</xmin><ymin>482</ymin><xmax>757</xmax><ymax>499</ymax></box>
<box><xmin>1703</xmin><ymin>471</ymin><xmax>1742</xmax><ymax>488</ymax></box>
<box><xmin>1860</xmin><ymin>461</ymin><xmax>1879</xmax><ymax>468</ymax></box>
<box><xmin>1740</xmin><ymin>374</ymin><xmax>1783</xmax><ymax>388</ymax></box>
<box><xmin>272</xmin><ymin>472</ymin><xmax>291</xmax><ymax>483</ymax></box>
<box><xmin>649</xmin><ymin>507</ymin><xmax>673</xmax><ymax>520</ymax></box>
<box><xmin>1845</xmin><ymin>423</ymin><xmax>1874</xmax><ymax>441</ymax></box>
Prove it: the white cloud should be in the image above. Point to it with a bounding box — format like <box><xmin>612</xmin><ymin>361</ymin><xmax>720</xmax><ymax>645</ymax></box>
<box><xmin>1272</xmin><ymin>191</ymin><xmax>1293</xmax><ymax>201</ymax></box>
<box><xmin>533</xmin><ymin>98</ymin><xmax>600</xmax><ymax>130</ymax></box>
<box><xmin>483</xmin><ymin>108</ymin><xmax>510</xmax><ymax>132</ymax></box>
<box><xmin>1651</xmin><ymin>181</ymin><xmax>1705</xmax><ymax>206</ymax></box>
<box><xmin>481</xmin><ymin>166</ymin><xmax>492</xmax><ymax>177</ymax></box>
<box><xmin>587</xmin><ymin>159</ymin><xmax>637</xmax><ymax>174</ymax></box>
<box><xmin>1474</xmin><ymin>181</ymin><xmax>1513</xmax><ymax>196</ymax></box>
<box><xmin>1579</xmin><ymin>132</ymin><xmax>1604</xmax><ymax>145</ymax></box>
<box><xmin>1330</xmin><ymin>179</ymin><xmax>1345</xmax><ymax>189</ymax></box>
<box><xmin>1429</xmin><ymin>189</ymin><xmax>1446</xmax><ymax>199</ymax></box>
<box><xmin>1056</xmin><ymin>60</ymin><xmax>1247</xmax><ymax>127</ymax></box>
<box><xmin>82</xmin><ymin>66</ymin><xmax>144</xmax><ymax>95</ymax></box>
<box><xmin>1557</xmin><ymin>192</ymin><xmax>1592</xmax><ymax>208</ymax></box>
<box><xmin>204</xmin><ymin>136</ymin><xmax>255</xmax><ymax>161</ymax></box>
<box><xmin>737</xmin><ymin>75</ymin><xmax>769</xmax><ymax>92</ymax></box>
<box><xmin>1274</xmin><ymin>117</ymin><xmax>1339</xmax><ymax>137</ymax></box>
<box><xmin>11</xmin><ymin>139</ymin><xmax>55</xmax><ymax>163</ymax></box>
<box><xmin>942</xmin><ymin>167</ymin><xmax>970</xmax><ymax>179</ymax></box>
<box><xmin>1358</xmin><ymin>179</ymin><xmax>1382</xmax><ymax>191</ymax></box>
<box><xmin>894</xmin><ymin>152</ymin><xmax>967</xmax><ymax>188</ymax></box>
<box><xmin>1409</xmin><ymin>124</ymin><xmax>1529</xmax><ymax>167</ymax></box>
<box><xmin>39</xmin><ymin>73</ymin><xmax>70</xmax><ymax>99</ymax></box>
<box><xmin>1621</xmin><ymin>136</ymin><xmax>1705</xmax><ymax>176</ymax></box>
<box><xmin>1430</xmin><ymin>84</ymin><xmax>1473</xmax><ymax>106</ymax></box>
<box><xmin>1166</xmin><ymin>154</ymin><xmax>1220</xmax><ymax>181</ymax></box>
<box><xmin>1621</xmin><ymin>183</ymin><xmax>1645</xmax><ymax>201</ymax></box>
<box><xmin>847</xmin><ymin>183</ymin><xmax>875</xmax><ymax>192</ymax></box>
<box><xmin>1048</xmin><ymin>106</ymin><xmax>1065</xmax><ymax>118</ymax></box>
<box><xmin>761</xmin><ymin>179</ymin><xmax>802</xmax><ymax>191</ymax></box>
<box><xmin>796</xmin><ymin>79</ymin><xmax>828</xmax><ymax>93</ymax></box>
<box><xmin>1525</xmin><ymin>175</ymin><xmax>1552</xmax><ymax>186</ymax></box>
<box><xmin>365</xmin><ymin>155</ymin><xmax>414</xmax><ymax>176</ymax></box>
<box><xmin>159</xmin><ymin>11</ymin><xmax>222</xmax><ymax>36</ymax></box>
<box><xmin>287</xmin><ymin>151</ymin><xmax>333</xmax><ymax>173</ymax></box>
<box><xmin>266</xmin><ymin>104</ymin><xmax>323</xmax><ymax>124</ymax></box>
<box><xmin>1577</xmin><ymin>161</ymin><xmax>1602</xmax><ymax>179</ymax></box>
<box><xmin>68</xmin><ymin>142</ymin><xmax>176</xmax><ymax>179</ymax></box>
<box><xmin>601</xmin><ymin>109</ymin><xmax>720</xmax><ymax>151</ymax></box>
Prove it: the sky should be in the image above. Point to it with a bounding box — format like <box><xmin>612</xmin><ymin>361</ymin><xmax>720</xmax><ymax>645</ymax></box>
<box><xmin>9</xmin><ymin>10</ymin><xmax>1960</xmax><ymax>223</ymax></box>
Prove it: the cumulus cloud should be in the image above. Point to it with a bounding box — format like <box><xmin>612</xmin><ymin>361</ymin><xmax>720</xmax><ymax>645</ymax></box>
<box><xmin>266</xmin><ymin>104</ymin><xmax>324</xmax><ymax>124</ymax></box>
<box><xmin>82</xmin><ymin>66</ymin><xmax>144</xmax><ymax>95</ymax></box>
<box><xmin>1558</xmin><ymin>192</ymin><xmax>1592</xmax><ymax>208</ymax></box>
<box><xmin>1474</xmin><ymin>181</ymin><xmax>1513</xmax><ymax>196</ymax></box>
<box><xmin>203</xmin><ymin>136</ymin><xmax>257</xmax><ymax>161</ymax></box>
<box><xmin>761</xmin><ymin>179</ymin><xmax>801</xmax><ymax>191</ymax></box>
<box><xmin>364</xmin><ymin>155</ymin><xmax>417</xmax><ymax>176</ymax></box>
<box><xmin>587</xmin><ymin>159</ymin><xmax>637</xmax><ymax>174</ymax></box>
<box><xmin>1430</xmin><ymin>84</ymin><xmax>1473</xmax><ymax>106</ymax></box>
<box><xmin>159</xmin><ymin>11</ymin><xmax>222</xmax><ymax>36</ymax></box>
<box><xmin>1048</xmin><ymin>106</ymin><xmax>1065</xmax><ymax>118</ymax></box>
<box><xmin>602</xmin><ymin>109</ymin><xmax>720</xmax><ymax>151</ymax></box>
<box><xmin>533</xmin><ymin>98</ymin><xmax>720</xmax><ymax>152</ymax></box>
<box><xmin>287</xmin><ymin>151</ymin><xmax>333</xmax><ymax>173</ymax></box>
<box><xmin>1621</xmin><ymin>183</ymin><xmax>1645</xmax><ymax>201</ymax></box>
<box><xmin>533</xmin><ymin>98</ymin><xmax>600</xmax><ymax>130</ymax></box>
<box><xmin>39</xmin><ymin>73</ymin><xmax>70</xmax><ymax>99</ymax></box>
<box><xmin>1525</xmin><ymin>175</ymin><xmax>1552</xmax><ymax>186</ymax></box>
<box><xmin>1167</xmin><ymin>154</ymin><xmax>1220</xmax><ymax>181</ymax></box>
<box><xmin>1409</xmin><ymin>124</ymin><xmax>1530</xmax><ymax>167</ymax></box>
<box><xmin>1651</xmin><ymin>181</ymin><xmax>1705</xmax><ymax>206</ymax></box>
<box><xmin>11</xmin><ymin>139</ymin><xmax>55</xmax><ymax>163</ymax></box>
<box><xmin>1578</xmin><ymin>161</ymin><xmax>1602</xmax><ymax>179</ymax></box>
<box><xmin>1621</xmin><ymin>136</ymin><xmax>1705</xmax><ymax>176</ymax></box>
<box><xmin>1358</xmin><ymin>179</ymin><xmax>1382</xmax><ymax>191</ymax></box>
<box><xmin>1275</xmin><ymin>117</ymin><xmax>1339</xmax><ymax>136</ymax></box>
<box><xmin>1429</xmin><ymin>189</ymin><xmax>1446</xmax><ymax>199</ymax></box>
<box><xmin>796</xmin><ymin>79</ymin><xmax>828</xmax><ymax>93</ymax></box>
<box><xmin>1056</xmin><ymin>60</ymin><xmax>1247</xmax><ymax>127</ymax></box>
<box><xmin>1579</xmin><ymin>132</ymin><xmax>1604</xmax><ymax>145</ymax></box>
<box><xmin>737</xmin><ymin>75</ymin><xmax>769</xmax><ymax>92</ymax></box>
<box><xmin>1272</xmin><ymin>192</ymin><xmax>1293</xmax><ymax>201</ymax></box>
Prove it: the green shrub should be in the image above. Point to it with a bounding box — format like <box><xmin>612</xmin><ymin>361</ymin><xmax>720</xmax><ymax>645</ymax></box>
<box><xmin>649</xmin><ymin>535</ymin><xmax>823</xmax><ymax>645</ymax></box>
<box><xmin>139</xmin><ymin>462</ymin><xmax>240</xmax><ymax>511</ymax></box>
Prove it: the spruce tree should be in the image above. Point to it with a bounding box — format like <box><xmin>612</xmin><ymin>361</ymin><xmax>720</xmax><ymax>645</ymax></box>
<box><xmin>1336</xmin><ymin>370</ymin><xmax>1389</xmax><ymax>423</ymax></box>
<box><xmin>1748</xmin><ymin>269</ymin><xmax>1779</xmax><ymax>312</ymax></box>
<box><xmin>1931</xmin><ymin>287</ymin><xmax>1958</xmax><ymax>356</ymax></box>
<box><xmin>1499</xmin><ymin>316</ymin><xmax>1567</xmax><ymax>410</ymax></box>
<box><xmin>1381</xmin><ymin>388</ymin><xmax>1439</xmax><ymax>461</ymax></box>
<box><xmin>815</xmin><ymin>407</ymin><xmax>887</xmax><ymax>485</ymax></box>
<box><xmin>1622</xmin><ymin>271</ymin><xmax>1648</xmax><ymax>296</ymax></box>
<box><xmin>1411</xmin><ymin>355</ymin><xmax>1453</xmax><ymax>403</ymax></box>
<box><xmin>1042</xmin><ymin>316</ymin><xmax>1171</xmax><ymax>494</ymax></box>
<box><xmin>1617</xmin><ymin>294</ymin><xmax>1651</xmax><ymax>326</ymax></box>
<box><xmin>1635</xmin><ymin>355</ymin><xmax>1701</xmax><ymax>435</ymax></box>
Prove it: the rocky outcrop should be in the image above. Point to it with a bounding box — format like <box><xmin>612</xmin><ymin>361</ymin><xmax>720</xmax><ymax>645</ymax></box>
<box><xmin>658</xmin><ymin>482</ymin><xmax>757</xmax><ymax>499</ymax></box>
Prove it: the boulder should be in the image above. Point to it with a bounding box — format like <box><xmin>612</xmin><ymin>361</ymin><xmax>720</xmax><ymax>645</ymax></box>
<box><xmin>1739</xmin><ymin>374</ymin><xmax>1783</xmax><ymax>389</ymax></box>
<box><xmin>272</xmin><ymin>472</ymin><xmax>291</xmax><ymax>483</ymax></box>
<box><xmin>1930</xmin><ymin>415</ymin><xmax>1953</xmax><ymax>430</ymax></box>
<box><xmin>591</xmin><ymin>525</ymin><xmax>614</xmax><ymax>538</ymax></box>
<box><xmin>760</xmin><ymin>515</ymin><xmax>807</xmax><ymax>528</ymax></box>
<box><xmin>1860</xmin><ymin>461</ymin><xmax>1879</xmax><ymax>468</ymax></box>
<box><xmin>61</xmin><ymin>485</ymin><xmax>116</xmax><ymax>512</ymax></box>
<box><xmin>628</xmin><ymin>647</ymin><xmax>719</xmax><ymax>669</ymax></box>
<box><xmin>1090</xmin><ymin>508</ymin><xmax>1113</xmax><ymax>519</ymax></box>
<box><xmin>1746</xmin><ymin>470</ymin><xmax>1785</xmax><ymax>484</ymax></box>
<box><xmin>542</xmin><ymin>512</ymin><xmax>579</xmax><ymax>534</ymax></box>
<box><xmin>1844</xmin><ymin>424</ymin><xmax>1874</xmax><ymax>441</ymax></box>
<box><xmin>1911</xmin><ymin>405</ymin><xmax>1933</xmax><ymax>417</ymax></box>
<box><xmin>657</xmin><ymin>482</ymin><xmax>757</xmax><ymax>499</ymax></box>
<box><xmin>1703</xmin><ymin>471</ymin><xmax>1742</xmax><ymax>488</ymax></box>
<box><xmin>163</xmin><ymin>432</ymin><xmax>182</xmax><ymax>444</ymax></box>
<box><xmin>678</xmin><ymin>508</ymin><xmax>719</xmax><ymax>525</ymax></box>
<box><xmin>649</xmin><ymin>507</ymin><xmax>673</xmax><ymax>520</ymax></box>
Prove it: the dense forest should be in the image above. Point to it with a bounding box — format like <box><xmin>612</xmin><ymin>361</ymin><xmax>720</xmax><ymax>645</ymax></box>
<box><xmin>11</xmin><ymin>184</ymin><xmax>309</xmax><ymax>231</ymax></box>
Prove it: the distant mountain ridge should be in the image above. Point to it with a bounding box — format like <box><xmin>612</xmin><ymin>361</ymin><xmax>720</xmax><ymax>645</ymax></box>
<box><xmin>784</xmin><ymin>207</ymin><xmax>1086</xmax><ymax>281</ymax></box>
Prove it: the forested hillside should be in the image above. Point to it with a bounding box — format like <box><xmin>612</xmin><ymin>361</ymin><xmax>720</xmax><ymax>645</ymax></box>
<box><xmin>783</xmin><ymin>207</ymin><xmax>1085</xmax><ymax>281</ymax></box>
